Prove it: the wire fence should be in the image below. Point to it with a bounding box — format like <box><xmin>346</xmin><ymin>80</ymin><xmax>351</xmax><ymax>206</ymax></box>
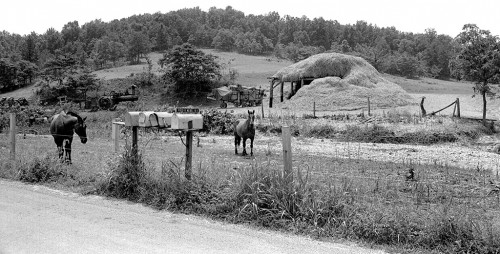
<box><xmin>2</xmin><ymin>113</ymin><xmax>500</xmax><ymax>213</ymax></box>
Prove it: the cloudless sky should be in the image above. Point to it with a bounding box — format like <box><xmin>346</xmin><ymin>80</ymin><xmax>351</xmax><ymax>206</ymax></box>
<box><xmin>2</xmin><ymin>0</ymin><xmax>500</xmax><ymax>37</ymax></box>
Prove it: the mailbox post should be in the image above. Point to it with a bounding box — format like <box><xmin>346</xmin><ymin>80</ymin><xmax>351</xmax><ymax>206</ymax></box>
<box><xmin>122</xmin><ymin>108</ymin><xmax>202</xmax><ymax>181</ymax></box>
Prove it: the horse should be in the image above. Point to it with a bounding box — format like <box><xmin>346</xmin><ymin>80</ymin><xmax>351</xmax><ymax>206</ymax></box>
<box><xmin>49</xmin><ymin>111</ymin><xmax>87</xmax><ymax>164</ymax></box>
<box><xmin>234</xmin><ymin>110</ymin><xmax>255</xmax><ymax>156</ymax></box>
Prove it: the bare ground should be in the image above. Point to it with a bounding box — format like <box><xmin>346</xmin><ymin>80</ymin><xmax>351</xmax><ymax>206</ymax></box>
<box><xmin>0</xmin><ymin>179</ymin><xmax>385</xmax><ymax>254</ymax></box>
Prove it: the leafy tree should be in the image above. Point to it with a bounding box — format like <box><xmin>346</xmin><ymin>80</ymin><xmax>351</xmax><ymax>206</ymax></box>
<box><xmin>42</xmin><ymin>28</ymin><xmax>64</xmax><ymax>55</ymax></box>
<box><xmin>127</xmin><ymin>31</ymin><xmax>151</xmax><ymax>64</ymax></box>
<box><xmin>382</xmin><ymin>52</ymin><xmax>425</xmax><ymax>78</ymax></box>
<box><xmin>159</xmin><ymin>43</ymin><xmax>221</xmax><ymax>96</ymax></box>
<box><xmin>452</xmin><ymin>24</ymin><xmax>500</xmax><ymax>125</ymax></box>
<box><xmin>42</xmin><ymin>54</ymin><xmax>78</xmax><ymax>86</ymax></box>
<box><xmin>21</xmin><ymin>32</ymin><xmax>39</xmax><ymax>63</ymax></box>
<box><xmin>354</xmin><ymin>38</ymin><xmax>390</xmax><ymax>70</ymax></box>
<box><xmin>212</xmin><ymin>29</ymin><xmax>235</xmax><ymax>51</ymax></box>
<box><xmin>61</xmin><ymin>21</ymin><xmax>81</xmax><ymax>43</ymax></box>
<box><xmin>0</xmin><ymin>58</ymin><xmax>17</xmax><ymax>91</ymax></box>
<box><xmin>16</xmin><ymin>60</ymin><xmax>38</xmax><ymax>86</ymax></box>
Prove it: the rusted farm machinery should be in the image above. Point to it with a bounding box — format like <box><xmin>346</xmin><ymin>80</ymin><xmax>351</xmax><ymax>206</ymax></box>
<box><xmin>0</xmin><ymin>97</ymin><xmax>29</xmax><ymax>108</ymax></box>
<box><xmin>207</xmin><ymin>84</ymin><xmax>265</xmax><ymax>108</ymax></box>
<box><xmin>67</xmin><ymin>85</ymin><xmax>139</xmax><ymax>111</ymax></box>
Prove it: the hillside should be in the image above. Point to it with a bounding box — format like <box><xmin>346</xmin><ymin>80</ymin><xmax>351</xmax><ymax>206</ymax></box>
<box><xmin>2</xmin><ymin>50</ymin><xmax>499</xmax><ymax>120</ymax></box>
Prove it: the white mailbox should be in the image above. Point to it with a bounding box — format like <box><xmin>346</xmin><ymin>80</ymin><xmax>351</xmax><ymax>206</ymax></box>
<box><xmin>138</xmin><ymin>111</ymin><xmax>158</xmax><ymax>127</ymax></box>
<box><xmin>171</xmin><ymin>113</ymin><xmax>203</xmax><ymax>130</ymax></box>
<box><xmin>154</xmin><ymin>112</ymin><xmax>173</xmax><ymax>128</ymax></box>
<box><xmin>124</xmin><ymin>112</ymin><xmax>141</xmax><ymax>127</ymax></box>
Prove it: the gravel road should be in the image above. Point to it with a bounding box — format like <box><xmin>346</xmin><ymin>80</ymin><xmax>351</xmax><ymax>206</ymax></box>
<box><xmin>0</xmin><ymin>179</ymin><xmax>385</xmax><ymax>254</ymax></box>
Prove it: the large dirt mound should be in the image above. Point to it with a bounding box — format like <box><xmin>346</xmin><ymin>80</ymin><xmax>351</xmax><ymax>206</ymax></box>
<box><xmin>273</xmin><ymin>53</ymin><xmax>415</xmax><ymax>111</ymax></box>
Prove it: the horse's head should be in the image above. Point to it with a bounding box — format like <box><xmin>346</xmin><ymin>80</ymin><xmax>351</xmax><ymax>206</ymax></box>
<box><xmin>247</xmin><ymin>110</ymin><xmax>255</xmax><ymax>127</ymax></box>
<box><xmin>70</xmin><ymin>113</ymin><xmax>87</xmax><ymax>144</ymax></box>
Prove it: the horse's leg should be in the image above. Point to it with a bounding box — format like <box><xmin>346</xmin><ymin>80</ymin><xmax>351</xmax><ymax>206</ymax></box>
<box><xmin>64</xmin><ymin>139</ymin><xmax>72</xmax><ymax>164</ymax></box>
<box><xmin>54</xmin><ymin>137</ymin><xmax>64</xmax><ymax>161</ymax></box>
<box><xmin>250</xmin><ymin>137</ymin><xmax>254</xmax><ymax>156</ymax></box>
<box><xmin>234</xmin><ymin>135</ymin><xmax>241</xmax><ymax>155</ymax></box>
<box><xmin>242</xmin><ymin>137</ymin><xmax>247</xmax><ymax>156</ymax></box>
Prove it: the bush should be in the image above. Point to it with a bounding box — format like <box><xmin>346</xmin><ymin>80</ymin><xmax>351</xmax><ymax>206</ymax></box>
<box><xmin>98</xmin><ymin>145</ymin><xmax>145</xmax><ymax>199</ymax></box>
<box><xmin>17</xmin><ymin>155</ymin><xmax>67</xmax><ymax>183</ymax></box>
<box><xmin>202</xmin><ymin>109</ymin><xmax>235</xmax><ymax>135</ymax></box>
<box><xmin>343</xmin><ymin>124</ymin><xmax>395</xmax><ymax>143</ymax></box>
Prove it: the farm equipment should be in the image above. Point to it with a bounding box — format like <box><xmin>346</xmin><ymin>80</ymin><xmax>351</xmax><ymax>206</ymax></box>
<box><xmin>207</xmin><ymin>85</ymin><xmax>265</xmax><ymax>108</ymax></box>
<box><xmin>74</xmin><ymin>85</ymin><xmax>139</xmax><ymax>111</ymax></box>
<box><xmin>0</xmin><ymin>97</ymin><xmax>29</xmax><ymax>108</ymax></box>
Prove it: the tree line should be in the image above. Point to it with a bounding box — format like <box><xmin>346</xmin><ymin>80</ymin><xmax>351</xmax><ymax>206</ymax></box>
<box><xmin>0</xmin><ymin>6</ymin><xmax>498</xmax><ymax>93</ymax></box>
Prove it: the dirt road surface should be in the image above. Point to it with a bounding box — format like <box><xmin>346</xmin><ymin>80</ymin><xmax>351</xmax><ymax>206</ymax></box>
<box><xmin>0</xmin><ymin>179</ymin><xmax>385</xmax><ymax>254</ymax></box>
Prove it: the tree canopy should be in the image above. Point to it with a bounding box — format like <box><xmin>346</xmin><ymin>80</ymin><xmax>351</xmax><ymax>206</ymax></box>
<box><xmin>452</xmin><ymin>24</ymin><xmax>500</xmax><ymax>124</ymax></box>
<box><xmin>159</xmin><ymin>43</ymin><xmax>221</xmax><ymax>96</ymax></box>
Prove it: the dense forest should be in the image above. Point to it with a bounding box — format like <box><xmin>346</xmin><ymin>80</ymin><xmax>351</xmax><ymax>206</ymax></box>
<box><xmin>0</xmin><ymin>6</ymin><xmax>489</xmax><ymax>93</ymax></box>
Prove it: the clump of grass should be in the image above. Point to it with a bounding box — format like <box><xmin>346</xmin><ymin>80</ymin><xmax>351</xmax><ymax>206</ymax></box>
<box><xmin>17</xmin><ymin>155</ymin><xmax>67</xmax><ymax>183</ymax></box>
<box><xmin>343</xmin><ymin>124</ymin><xmax>395</xmax><ymax>143</ymax></box>
<box><xmin>97</xmin><ymin>145</ymin><xmax>146</xmax><ymax>199</ymax></box>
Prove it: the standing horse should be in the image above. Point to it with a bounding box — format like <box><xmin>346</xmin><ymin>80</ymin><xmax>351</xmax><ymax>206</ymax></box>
<box><xmin>234</xmin><ymin>110</ymin><xmax>255</xmax><ymax>156</ymax></box>
<box><xmin>49</xmin><ymin>111</ymin><xmax>87</xmax><ymax>164</ymax></box>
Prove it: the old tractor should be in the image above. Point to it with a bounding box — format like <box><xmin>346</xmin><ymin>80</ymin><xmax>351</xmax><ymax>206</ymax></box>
<box><xmin>73</xmin><ymin>85</ymin><xmax>138</xmax><ymax>111</ymax></box>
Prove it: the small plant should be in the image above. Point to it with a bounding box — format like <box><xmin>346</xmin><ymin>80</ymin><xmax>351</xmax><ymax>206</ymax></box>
<box><xmin>17</xmin><ymin>155</ymin><xmax>67</xmax><ymax>183</ymax></box>
<box><xmin>98</xmin><ymin>145</ymin><xmax>146</xmax><ymax>199</ymax></box>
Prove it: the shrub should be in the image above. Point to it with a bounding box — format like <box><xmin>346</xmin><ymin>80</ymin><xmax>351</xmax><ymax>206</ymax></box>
<box><xmin>17</xmin><ymin>155</ymin><xmax>66</xmax><ymax>183</ymax></box>
<box><xmin>202</xmin><ymin>109</ymin><xmax>235</xmax><ymax>135</ymax></box>
<box><xmin>343</xmin><ymin>124</ymin><xmax>395</xmax><ymax>143</ymax></box>
<box><xmin>98</xmin><ymin>145</ymin><xmax>146</xmax><ymax>199</ymax></box>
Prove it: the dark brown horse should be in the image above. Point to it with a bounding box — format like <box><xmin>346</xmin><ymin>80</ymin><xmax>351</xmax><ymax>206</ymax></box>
<box><xmin>50</xmin><ymin>111</ymin><xmax>87</xmax><ymax>164</ymax></box>
<box><xmin>234</xmin><ymin>110</ymin><xmax>255</xmax><ymax>156</ymax></box>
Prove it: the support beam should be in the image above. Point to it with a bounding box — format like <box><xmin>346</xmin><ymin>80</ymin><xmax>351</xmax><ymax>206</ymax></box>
<box><xmin>269</xmin><ymin>79</ymin><xmax>274</xmax><ymax>108</ymax></box>
<box><xmin>280</xmin><ymin>81</ymin><xmax>284</xmax><ymax>102</ymax></box>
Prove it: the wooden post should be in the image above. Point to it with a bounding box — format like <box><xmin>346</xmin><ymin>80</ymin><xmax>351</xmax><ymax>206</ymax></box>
<box><xmin>452</xmin><ymin>102</ymin><xmax>457</xmax><ymax>117</ymax></box>
<box><xmin>261</xmin><ymin>101</ymin><xmax>265</xmax><ymax>119</ymax></box>
<box><xmin>269</xmin><ymin>79</ymin><xmax>274</xmax><ymax>108</ymax></box>
<box><xmin>112</xmin><ymin>118</ymin><xmax>120</xmax><ymax>153</ymax></box>
<box><xmin>367</xmin><ymin>97</ymin><xmax>371</xmax><ymax>116</ymax></box>
<box><xmin>132</xmin><ymin>126</ymin><xmax>138</xmax><ymax>156</ymax></box>
<box><xmin>10</xmin><ymin>113</ymin><xmax>16</xmax><ymax>161</ymax></box>
<box><xmin>282</xmin><ymin>126</ymin><xmax>293</xmax><ymax>188</ymax></box>
<box><xmin>185</xmin><ymin>121</ymin><xmax>193</xmax><ymax>180</ymax></box>
<box><xmin>313</xmin><ymin>102</ymin><xmax>316</xmax><ymax>118</ymax></box>
<box><xmin>290</xmin><ymin>82</ymin><xmax>294</xmax><ymax>97</ymax></box>
<box><xmin>280</xmin><ymin>81</ymin><xmax>284</xmax><ymax>102</ymax></box>
<box><xmin>456</xmin><ymin>98</ymin><xmax>461</xmax><ymax>118</ymax></box>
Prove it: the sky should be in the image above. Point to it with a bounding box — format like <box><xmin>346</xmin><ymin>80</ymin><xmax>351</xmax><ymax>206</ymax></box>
<box><xmin>2</xmin><ymin>0</ymin><xmax>500</xmax><ymax>37</ymax></box>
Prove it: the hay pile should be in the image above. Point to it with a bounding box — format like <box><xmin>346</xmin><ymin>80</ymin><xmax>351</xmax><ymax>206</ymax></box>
<box><xmin>272</xmin><ymin>53</ymin><xmax>415</xmax><ymax>111</ymax></box>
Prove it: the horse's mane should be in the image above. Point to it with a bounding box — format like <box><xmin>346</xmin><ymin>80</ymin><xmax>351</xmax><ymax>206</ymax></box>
<box><xmin>66</xmin><ymin>111</ymin><xmax>82</xmax><ymax>122</ymax></box>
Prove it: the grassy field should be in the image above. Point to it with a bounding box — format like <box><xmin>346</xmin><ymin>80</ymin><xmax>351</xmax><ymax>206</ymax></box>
<box><xmin>1</xmin><ymin>126</ymin><xmax>500</xmax><ymax>253</ymax></box>
<box><xmin>2</xmin><ymin>51</ymin><xmax>500</xmax><ymax>253</ymax></box>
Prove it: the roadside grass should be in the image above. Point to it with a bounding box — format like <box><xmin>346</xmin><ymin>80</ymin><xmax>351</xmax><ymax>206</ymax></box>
<box><xmin>2</xmin><ymin>132</ymin><xmax>500</xmax><ymax>253</ymax></box>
